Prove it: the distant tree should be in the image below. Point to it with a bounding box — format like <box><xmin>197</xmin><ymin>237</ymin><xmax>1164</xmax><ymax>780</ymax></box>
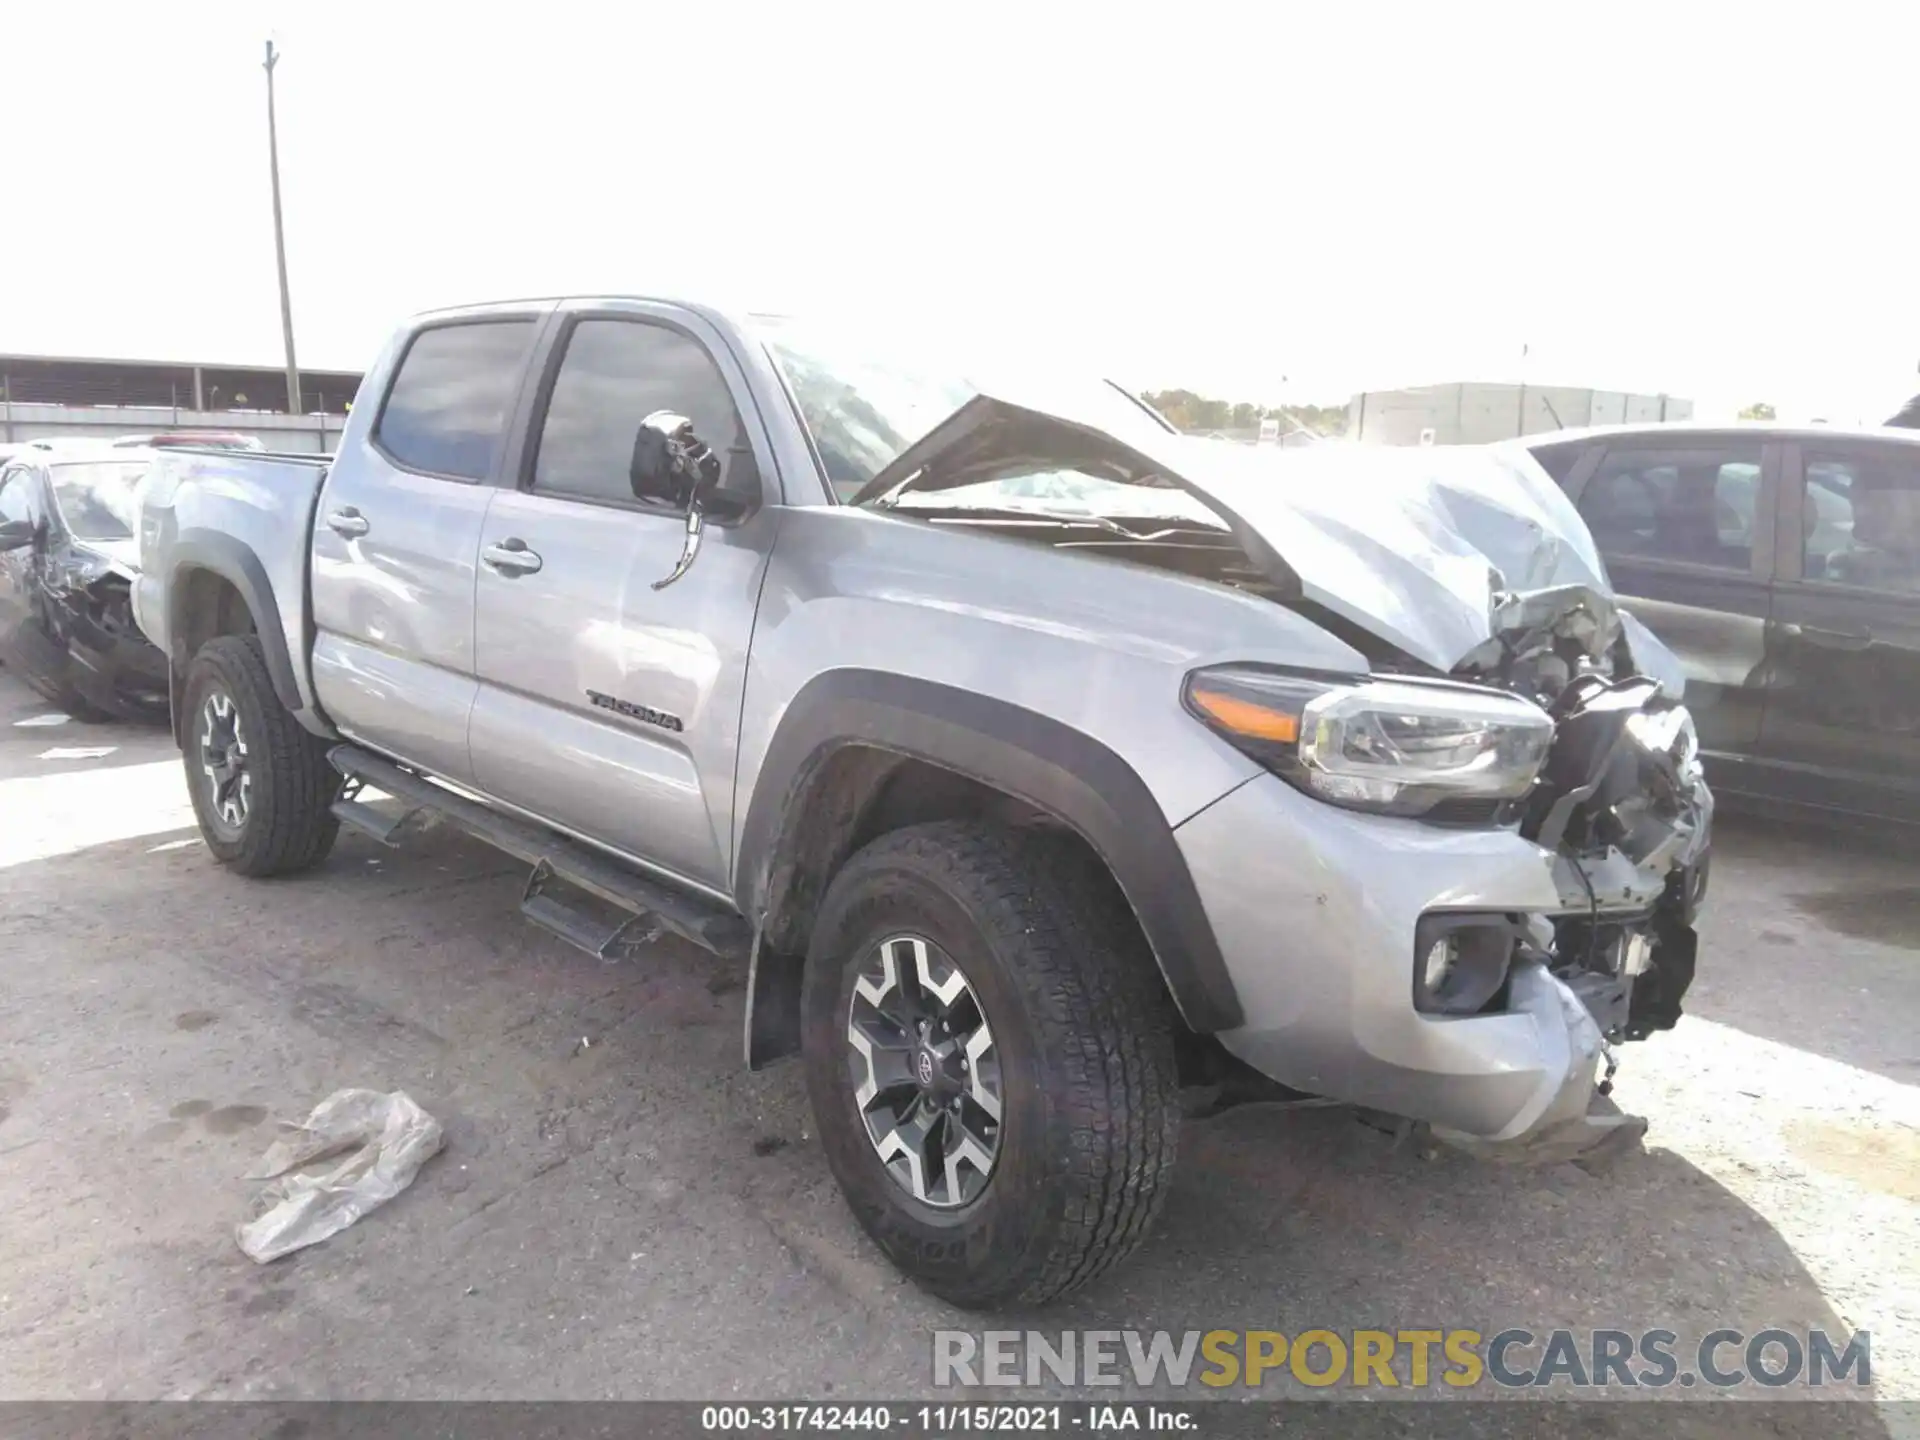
<box><xmin>1738</xmin><ymin>402</ymin><xmax>1777</xmax><ymax>421</ymax></box>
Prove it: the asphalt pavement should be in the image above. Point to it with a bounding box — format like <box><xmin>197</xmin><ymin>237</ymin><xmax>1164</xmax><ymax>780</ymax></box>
<box><xmin>0</xmin><ymin>667</ymin><xmax>1914</xmax><ymax>1429</ymax></box>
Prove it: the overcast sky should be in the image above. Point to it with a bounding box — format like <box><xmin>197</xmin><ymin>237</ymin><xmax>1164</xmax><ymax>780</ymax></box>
<box><xmin>6</xmin><ymin>1</ymin><xmax>1916</xmax><ymax>420</ymax></box>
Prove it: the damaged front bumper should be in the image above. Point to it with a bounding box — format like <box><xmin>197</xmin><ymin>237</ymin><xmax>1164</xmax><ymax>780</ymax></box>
<box><xmin>1422</xmin><ymin>964</ymin><xmax>1645</xmax><ymax>1167</ymax></box>
<box><xmin>55</xmin><ymin>582</ymin><xmax>170</xmax><ymax>722</ymax></box>
<box><xmin>1173</xmin><ymin>759</ymin><xmax>1707</xmax><ymax>1164</ymax></box>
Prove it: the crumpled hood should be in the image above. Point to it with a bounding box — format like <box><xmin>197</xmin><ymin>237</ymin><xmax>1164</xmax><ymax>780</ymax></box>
<box><xmin>856</xmin><ymin>390</ymin><xmax>1682</xmax><ymax>692</ymax></box>
<box><xmin>1176</xmin><ymin>438</ymin><xmax>1640</xmax><ymax>668</ymax></box>
<box><xmin>1192</xmin><ymin>439</ymin><xmax>1686</xmax><ymax>695</ymax></box>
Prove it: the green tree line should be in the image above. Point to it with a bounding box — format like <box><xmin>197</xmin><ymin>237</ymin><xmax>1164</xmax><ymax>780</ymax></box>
<box><xmin>1140</xmin><ymin>388</ymin><xmax>1349</xmax><ymax>437</ymax></box>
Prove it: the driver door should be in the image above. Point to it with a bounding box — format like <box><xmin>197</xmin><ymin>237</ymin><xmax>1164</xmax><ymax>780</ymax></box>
<box><xmin>466</xmin><ymin>303</ymin><xmax>781</xmax><ymax>895</ymax></box>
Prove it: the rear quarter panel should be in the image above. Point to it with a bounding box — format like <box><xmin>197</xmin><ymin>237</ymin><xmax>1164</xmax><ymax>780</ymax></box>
<box><xmin>136</xmin><ymin>448</ymin><xmax>331</xmax><ymax>721</ymax></box>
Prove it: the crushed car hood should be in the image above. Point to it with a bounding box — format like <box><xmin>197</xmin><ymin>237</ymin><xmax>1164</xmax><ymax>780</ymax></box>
<box><xmin>854</xmin><ymin>392</ymin><xmax>1682</xmax><ymax>690</ymax></box>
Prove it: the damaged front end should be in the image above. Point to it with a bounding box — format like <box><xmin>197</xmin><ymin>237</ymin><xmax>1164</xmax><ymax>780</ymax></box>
<box><xmin>1411</xmin><ymin>580</ymin><xmax>1711</xmax><ymax>1165</ymax></box>
<box><xmin>1453</xmin><ymin>576</ymin><xmax>1710</xmax><ymax>1050</ymax></box>
<box><xmin>42</xmin><ymin>543</ymin><xmax>170</xmax><ymax>721</ymax></box>
<box><xmin>847</xmin><ymin>389</ymin><xmax>1710</xmax><ymax>1157</ymax></box>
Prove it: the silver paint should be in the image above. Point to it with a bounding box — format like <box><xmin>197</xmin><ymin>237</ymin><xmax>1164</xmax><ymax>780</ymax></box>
<box><xmin>139</xmin><ymin>292</ymin><xmax>1710</xmax><ymax>1155</ymax></box>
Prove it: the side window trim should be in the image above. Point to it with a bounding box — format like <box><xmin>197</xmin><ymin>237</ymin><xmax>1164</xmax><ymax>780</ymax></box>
<box><xmin>1568</xmin><ymin>439</ymin><xmax>1776</xmax><ymax>581</ymax></box>
<box><xmin>513</xmin><ymin>308</ymin><xmax>767</xmax><ymax>522</ymax></box>
<box><xmin>369</xmin><ymin>314</ymin><xmax>544</xmax><ymax>485</ymax></box>
<box><xmin>1775</xmin><ymin>440</ymin><xmax>1808</xmax><ymax>584</ymax></box>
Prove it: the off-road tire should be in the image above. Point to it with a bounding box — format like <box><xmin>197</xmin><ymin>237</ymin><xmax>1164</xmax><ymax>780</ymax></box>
<box><xmin>802</xmin><ymin>820</ymin><xmax>1181</xmax><ymax>1309</ymax></box>
<box><xmin>181</xmin><ymin>634</ymin><xmax>340</xmax><ymax>876</ymax></box>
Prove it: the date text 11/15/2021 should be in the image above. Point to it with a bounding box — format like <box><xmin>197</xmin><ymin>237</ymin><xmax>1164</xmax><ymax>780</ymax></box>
<box><xmin>701</xmin><ymin>1405</ymin><xmax>1191</xmax><ymax>1432</ymax></box>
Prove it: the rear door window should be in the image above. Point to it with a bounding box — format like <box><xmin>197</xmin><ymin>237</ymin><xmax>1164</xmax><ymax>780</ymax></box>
<box><xmin>375</xmin><ymin>320</ymin><xmax>538</xmax><ymax>481</ymax></box>
<box><xmin>1801</xmin><ymin>446</ymin><xmax>1920</xmax><ymax>595</ymax></box>
<box><xmin>1576</xmin><ymin>445</ymin><xmax>1763</xmax><ymax>571</ymax></box>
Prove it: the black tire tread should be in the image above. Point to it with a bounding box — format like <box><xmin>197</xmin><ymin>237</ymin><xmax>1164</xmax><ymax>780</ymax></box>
<box><xmin>183</xmin><ymin>634</ymin><xmax>339</xmax><ymax>877</ymax></box>
<box><xmin>824</xmin><ymin>820</ymin><xmax>1180</xmax><ymax>1307</ymax></box>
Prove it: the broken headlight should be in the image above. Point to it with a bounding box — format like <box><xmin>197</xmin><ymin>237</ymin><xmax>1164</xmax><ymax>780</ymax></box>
<box><xmin>1183</xmin><ymin>666</ymin><xmax>1555</xmax><ymax>818</ymax></box>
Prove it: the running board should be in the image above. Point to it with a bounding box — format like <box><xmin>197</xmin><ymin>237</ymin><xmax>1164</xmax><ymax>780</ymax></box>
<box><xmin>328</xmin><ymin>745</ymin><xmax>752</xmax><ymax>962</ymax></box>
<box><xmin>332</xmin><ymin>785</ymin><xmax>433</xmax><ymax>846</ymax></box>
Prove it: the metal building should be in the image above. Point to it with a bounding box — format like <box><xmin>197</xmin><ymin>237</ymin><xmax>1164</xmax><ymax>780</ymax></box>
<box><xmin>1347</xmin><ymin>382</ymin><xmax>1692</xmax><ymax>446</ymax></box>
<box><xmin>0</xmin><ymin>352</ymin><xmax>364</xmax><ymax>453</ymax></box>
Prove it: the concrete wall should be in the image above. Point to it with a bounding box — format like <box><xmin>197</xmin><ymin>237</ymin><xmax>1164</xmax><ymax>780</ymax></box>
<box><xmin>1348</xmin><ymin>383</ymin><xmax>1691</xmax><ymax>445</ymax></box>
<box><xmin>0</xmin><ymin>403</ymin><xmax>342</xmax><ymax>454</ymax></box>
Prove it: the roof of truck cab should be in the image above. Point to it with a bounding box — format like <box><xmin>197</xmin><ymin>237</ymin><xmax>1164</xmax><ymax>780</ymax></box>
<box><xmin>407</xmin><ymin>293</ymin><xmax>758</xmax><ymax>321</ymax></box>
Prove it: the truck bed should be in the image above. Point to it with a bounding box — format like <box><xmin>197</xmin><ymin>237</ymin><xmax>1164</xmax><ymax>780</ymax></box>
<box><xmin>134</xmin><ymin>447</ymin><xmax>332</xmax><ymax>726</ymax></box>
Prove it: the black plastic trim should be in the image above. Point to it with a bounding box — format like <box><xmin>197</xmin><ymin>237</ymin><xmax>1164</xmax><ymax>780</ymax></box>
<box><xmin>735</xmin><ymin>669</ymin><xmax>1245</xmax><ymax>1032</ymax></box>
<box><xmin>166</xmin><ymin>532</ymin><xmax>304</xmax><ymax>717</ymax></box>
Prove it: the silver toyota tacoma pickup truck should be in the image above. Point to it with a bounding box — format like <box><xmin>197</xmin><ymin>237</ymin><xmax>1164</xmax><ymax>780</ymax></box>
<box><xmin>135</xmin><ymin>297</ymin><xmax>1711</xmax><ymax>1307</ymax></box>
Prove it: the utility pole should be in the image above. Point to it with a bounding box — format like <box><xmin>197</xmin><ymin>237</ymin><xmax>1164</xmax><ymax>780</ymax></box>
<box><xmin>264</xmin><ymin>40</ymin><xmax>302</xmax><ymax>416</ymax></box>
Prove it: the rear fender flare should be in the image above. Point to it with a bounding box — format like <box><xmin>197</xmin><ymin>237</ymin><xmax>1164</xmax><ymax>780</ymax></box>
<box><xmin>165</xmin><ymin>534</ymin><xmax>304</xmax><ymax>735</ymax></box>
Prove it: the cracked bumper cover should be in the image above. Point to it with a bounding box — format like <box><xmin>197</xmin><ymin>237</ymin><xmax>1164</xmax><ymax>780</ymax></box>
<box><xmin>1173</xmin><ymin>772</ymin><xmax>1694</xmax><ymax>1158</ymax></box>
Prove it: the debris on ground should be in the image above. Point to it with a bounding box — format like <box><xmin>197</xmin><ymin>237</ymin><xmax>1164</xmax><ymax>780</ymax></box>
<box><xmin>236</xmin><ymin>1089</ymin><xmax>445</xmax><ymax>1263</ymax></box>
<box><xmin>38</xmin><ymin>746</ymin><xmax>117</xmax><ymax>760</ymax></box>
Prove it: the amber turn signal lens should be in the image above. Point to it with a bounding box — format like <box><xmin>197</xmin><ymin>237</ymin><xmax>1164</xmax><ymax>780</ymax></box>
<box><xmin>1188</xmin><ymin>687</ymin><xmax>1300</xmax><ymax>743</ymax></box>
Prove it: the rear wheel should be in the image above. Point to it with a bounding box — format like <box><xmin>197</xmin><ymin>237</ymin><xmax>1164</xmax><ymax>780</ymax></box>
<box><xmin>802</xmin><ymin>821</ymin><xmax>1180</xmax><ymax>1308</ymax></box>
<box><xmin>181</xmin><ymin>635</ymin><xmax>340</xmax><ymax>876</ymax></box>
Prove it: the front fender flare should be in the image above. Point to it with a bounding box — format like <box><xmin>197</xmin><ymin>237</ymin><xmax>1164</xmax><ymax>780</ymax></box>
<box><xmin>736</xmin><ymin>669</ymin><xmax>1244</xmax><ymax>1034</ymax></box>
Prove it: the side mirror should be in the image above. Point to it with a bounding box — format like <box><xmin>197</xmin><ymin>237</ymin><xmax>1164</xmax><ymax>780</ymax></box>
<box><xmin>632</xmin><ymin>412</ymin><xmax>761</xmax><ymax>591</ymax></box>
<box><xmin>0</xmin><ymin>519</ymin><xmax>35</xmax><ymax>553</ymax></box>
<box><xmin>630</xmin><ymin>411</ymin><xmax>720</xmax><ymax>510</ymax></box>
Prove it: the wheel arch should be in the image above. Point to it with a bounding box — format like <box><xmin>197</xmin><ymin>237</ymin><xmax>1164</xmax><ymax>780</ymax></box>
<box><xmin>736</xmin><ymin>669</ymin><xmax>1244</xmax><ymax>1064</ymax></box>
<box><xmin>165</xmin><ymin>535</ymin><xmax>302</xmax><ymax>745</ymax></box>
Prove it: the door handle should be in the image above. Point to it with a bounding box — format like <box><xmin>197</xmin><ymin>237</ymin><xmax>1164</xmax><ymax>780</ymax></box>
<box><xmin>1784</xmin><ymin>622</ymin><xmax>1874</xmax><ymax>651</ymax></box>
<box><xmin>482</xmin><ymin>538</ymin><xmax>543</xmax><ymax>576</ymax></box>
<box><xmin>326</xmin><ymin>507</ymin><xmax>370</xmax><ymax>539</ymax></box>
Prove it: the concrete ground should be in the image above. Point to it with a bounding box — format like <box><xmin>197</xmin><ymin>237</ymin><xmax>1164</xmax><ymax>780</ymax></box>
<box><xmin>0</xmin><ymin>667</ymin><xmax>1915</xmax><ymax>1428</ymax></box>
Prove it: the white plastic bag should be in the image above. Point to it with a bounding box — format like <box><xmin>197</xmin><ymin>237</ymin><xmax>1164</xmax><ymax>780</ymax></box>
<box><xmin>237</xmin><ymin>1089</ymin><xmax>444</xmax><ymax>1263</ymax></box>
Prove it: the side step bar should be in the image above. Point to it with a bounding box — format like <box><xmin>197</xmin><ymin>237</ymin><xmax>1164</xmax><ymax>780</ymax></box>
<box><xmin>328</xmin><ymin>745</ymin><xmax>752</xmax><ymax>963</ymax></box>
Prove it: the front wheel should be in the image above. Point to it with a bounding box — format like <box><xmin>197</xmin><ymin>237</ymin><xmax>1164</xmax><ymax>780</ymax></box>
<box><xmin>181</xmin><ymin>635</ymin><xmax>341</xmax><ymax>876</ymax></box>
<box><xmin>801</xmin><ymin>821</ymin><xmax>1181</xmax><ymax>1308</ymax></box>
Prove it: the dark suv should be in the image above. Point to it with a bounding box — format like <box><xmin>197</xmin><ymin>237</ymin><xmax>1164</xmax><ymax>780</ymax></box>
<box><xmin>1523</xmin><ymin>423</ymin><xmax>1920</xmax><ymax>827</ymax></box>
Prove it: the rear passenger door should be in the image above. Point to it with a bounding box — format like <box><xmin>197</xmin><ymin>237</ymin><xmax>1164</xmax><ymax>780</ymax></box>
<box><xmin>466</xmin><ymin>303</ymin><xmax>780</xmax><ymax>896</ymax></box>
<box><xmin>309</xmin><ymin>310</ymin><xmax>547</xmax><ymax>784</ymax></box>
<box><xmin>1759</xmin><ymin>438</ymin><xmax>1920</xmax><ymax>821</ymax></box>
<box><xmin>1563</xmin><ymin>437</ymin><xmax>1777</xmax><ymax>760</ymax></box>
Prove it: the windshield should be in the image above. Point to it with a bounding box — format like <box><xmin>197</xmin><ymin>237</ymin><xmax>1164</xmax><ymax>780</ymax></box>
<box><xmin>48</xmin><ymin>461</ymin><xmax>148</xmax><ymax>541</ymax></box>
<box><xmin>758</xmin><ymin>318</ymin><xmax>1178</xmax><ymax>506</ymax></box>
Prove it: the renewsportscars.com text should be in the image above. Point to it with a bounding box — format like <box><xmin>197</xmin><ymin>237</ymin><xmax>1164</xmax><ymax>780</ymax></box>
<box><xmin>933</xmin><ymin>1328</ymin><xmax>1871</xmax><ymax>1391</ymax></box>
